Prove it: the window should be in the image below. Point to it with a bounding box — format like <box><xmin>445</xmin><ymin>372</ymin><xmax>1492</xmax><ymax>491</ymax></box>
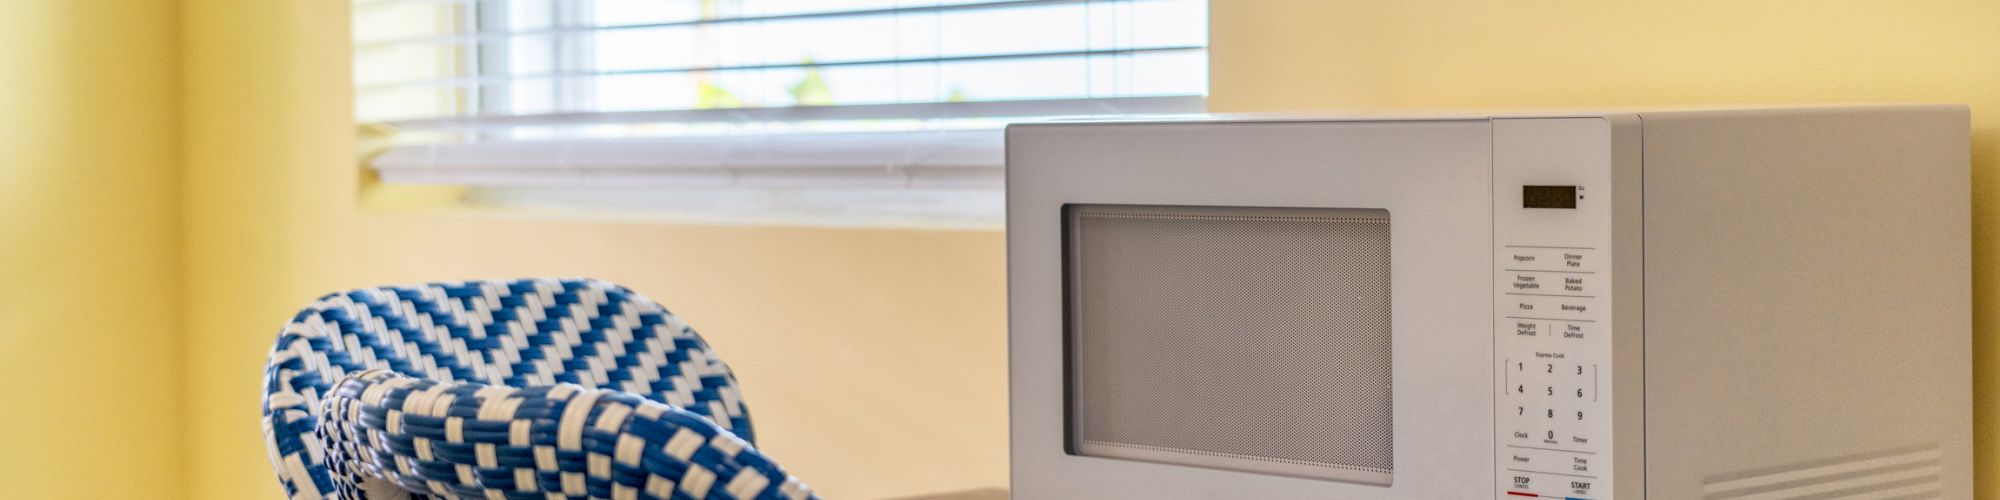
<box><xmin>353</xmin><ymin>0</ymin><xmax>1208</xmax><ymax>226</ymax></box>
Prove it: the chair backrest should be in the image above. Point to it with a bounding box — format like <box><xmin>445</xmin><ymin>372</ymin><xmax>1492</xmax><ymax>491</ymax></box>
<box><xmin>263</xmin><ymin>278</ymin><xmax>754</xmax><ymax>499</ymax></box>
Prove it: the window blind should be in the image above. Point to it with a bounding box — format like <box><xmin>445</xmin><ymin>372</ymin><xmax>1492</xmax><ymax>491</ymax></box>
<box><xmin>354</xmin><ymin>0</ymin><xmax>1205</xmax><ymax>224</ymax></box>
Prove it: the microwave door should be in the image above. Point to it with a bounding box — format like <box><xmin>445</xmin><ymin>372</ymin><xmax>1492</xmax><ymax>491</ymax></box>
<box><xmin>1008</xmin><ymin>119</ymin><xmax>1498</xmax><ymax>499</ymax></box>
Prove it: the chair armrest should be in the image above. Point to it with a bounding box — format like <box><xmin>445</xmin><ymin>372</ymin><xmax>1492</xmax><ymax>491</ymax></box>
<box><xmin>319</xmin><ymin>369</ymin><xmax>816</xmax><ymax>500</ymax></box>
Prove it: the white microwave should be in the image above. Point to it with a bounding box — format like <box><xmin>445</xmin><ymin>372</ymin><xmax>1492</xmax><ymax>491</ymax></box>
<box><xmin>1005</xmin><ymin>106</ymin><xmax>1971</xmax><ymax>499</ymax></box>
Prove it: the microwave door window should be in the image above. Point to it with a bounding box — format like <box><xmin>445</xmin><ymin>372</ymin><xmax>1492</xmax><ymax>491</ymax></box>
<box><xmin>1065</xmin><ymin>204</ymin><xmax>1395</xmax><ymax>486</ymax></box>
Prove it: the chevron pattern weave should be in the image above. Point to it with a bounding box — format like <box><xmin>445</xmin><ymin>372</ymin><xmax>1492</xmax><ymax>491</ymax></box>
<box><xmin>262</xmin><ymin>278</ymin><xmax>815</xmax><ymax>500</ymax></box>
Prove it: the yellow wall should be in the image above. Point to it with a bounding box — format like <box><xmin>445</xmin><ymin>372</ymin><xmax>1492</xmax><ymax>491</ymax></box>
<box><xmin>171</xmin><ymin>0</ymin><xmax>2000</xmax><ymax>499</ymax></box>
<box><xmin>1208</xmin><ymin>0</ymin><xmax>2000</xmax><ymax>496</ymax></box>
<box><xmin>0</xmin><ymin>0</ymin><xmax>185</xmax><ymax>496</ymax></box>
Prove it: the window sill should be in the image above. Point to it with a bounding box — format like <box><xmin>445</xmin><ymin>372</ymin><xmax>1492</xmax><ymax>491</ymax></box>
<box><xmin>368</xmin><ymin>128</ymin><xmax>1005</xmax><ymax>229</ymax></box>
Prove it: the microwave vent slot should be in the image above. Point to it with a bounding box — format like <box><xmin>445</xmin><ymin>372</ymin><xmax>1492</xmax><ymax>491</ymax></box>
<box><xmin>1699</xmin><ymin>444</ymin><xmax>1943</xmax><ymax>499</ymax></box>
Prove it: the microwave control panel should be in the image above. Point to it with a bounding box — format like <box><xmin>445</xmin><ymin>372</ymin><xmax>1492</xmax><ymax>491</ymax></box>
<box><xmin>1493</xmin><ymin>119</ymin><xmax>1616</xmax><ymax>500</ymax></box>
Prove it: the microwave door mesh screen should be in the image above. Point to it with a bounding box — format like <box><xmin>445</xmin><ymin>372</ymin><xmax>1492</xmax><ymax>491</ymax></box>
<box><xmin>1066</xmin><ymin>204</ymin><xmax>1394</xmax><ymax>485</ymax></box>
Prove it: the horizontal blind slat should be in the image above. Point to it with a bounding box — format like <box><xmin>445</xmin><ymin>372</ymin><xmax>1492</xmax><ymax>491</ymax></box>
<box><xmin>377</xmin><ymin>95</ymin><xmax>1204</xmax><ymax>131</ymax></box>
<box><xmin>357</xmin><ymin>46</ymin><xmax>1203</xmax><ymax>93</ymax></box>
<box><xmin>355</xmin><ymin>0</ymin><xmax>1087</xmax><ymax>47</ymax></box>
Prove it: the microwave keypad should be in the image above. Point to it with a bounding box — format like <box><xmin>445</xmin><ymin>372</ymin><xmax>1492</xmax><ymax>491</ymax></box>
<box><xmin>1496</xmin><ymin>119</ymin><xmax>1618</xmax><ymax>499</ymax></box>
<box><xmin>1498</xmin><ymin>246</ymin><xmax>1612</xmax><ymax>500</ymax></box>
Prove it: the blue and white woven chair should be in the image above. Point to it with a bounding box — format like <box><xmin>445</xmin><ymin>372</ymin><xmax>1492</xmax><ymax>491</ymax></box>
<box><xmin>262</xmin><ymin>278</ymin><xmax>816</xmax><ymax>500</ymax></box>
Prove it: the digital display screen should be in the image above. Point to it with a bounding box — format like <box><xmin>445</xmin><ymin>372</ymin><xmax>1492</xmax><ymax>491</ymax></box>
<box><xmin>1523</xmin><ymin>185</ymin><xmax>1578</xmax><ymax>209</ymax></box>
